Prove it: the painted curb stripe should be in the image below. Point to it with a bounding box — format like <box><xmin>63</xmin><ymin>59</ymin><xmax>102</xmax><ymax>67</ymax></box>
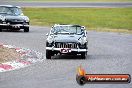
<box><xmin>0</xmin><ymin>44</ymin><xmax>43</xmax><ymax>72</ymax></box>
<box><xmin>0</xmin><ymin>64</ymin><xmax>13</xmax><ymax>70</ymax></box>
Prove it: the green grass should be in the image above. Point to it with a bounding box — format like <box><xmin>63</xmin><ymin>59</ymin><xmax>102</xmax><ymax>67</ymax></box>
<box><xmin>23</xmin><ymin>8</ymin><xmax>132</xmax><ymax>33</ymax></box>
<box><xmin>16</xmin><ymin>0</ymin><xmax>132</xmax><ymax>2</ymax></box>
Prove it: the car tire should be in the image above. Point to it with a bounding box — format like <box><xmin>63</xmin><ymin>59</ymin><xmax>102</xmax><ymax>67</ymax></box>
<box><xmin>24</xmin><ymin>27</ymin><xmax>29</xmax><ymax>32</ymax></box>
<box><xmin>81</xmin><ymin>52</ymin><xmax>86</xmax><ymax>59</ymax></box>
<box><xmin>46</xmin><ymin>50</ymin><xmax>52</xmax><ymax>59</ymax></box>
<box><xmin>0</xmin><ymin>29</ymin><xmax>2</xmax><ymax>32</ymax></box>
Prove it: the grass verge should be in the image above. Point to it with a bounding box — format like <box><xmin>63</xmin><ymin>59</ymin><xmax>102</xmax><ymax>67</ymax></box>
<box><xmin>23</xmin><ymin>8</ymin><xmax>132</xmax><ymax>33</ymax></box>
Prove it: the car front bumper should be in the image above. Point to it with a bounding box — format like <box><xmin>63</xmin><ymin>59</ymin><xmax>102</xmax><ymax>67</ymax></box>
<box><xmin>46</xmin><ymin>47</ymin><xmax>88</xmax><ymax>53</ymax></box>
<box><xmin>0</xmin><ymin>23</ymin><xmax>29</xmax><ymax>29</ymax></box>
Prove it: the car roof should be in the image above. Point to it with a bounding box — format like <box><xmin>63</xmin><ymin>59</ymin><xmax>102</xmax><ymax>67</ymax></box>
<box><xmin>0</xmin><ymin>5</ymin><xmax>21</xmax><ymax>8</ymax></box>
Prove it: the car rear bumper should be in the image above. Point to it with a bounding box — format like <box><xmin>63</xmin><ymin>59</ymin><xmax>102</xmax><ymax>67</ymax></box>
<box><xmin>46</xmin><ymin>47</ymin><xmax>88</xmax><ymax>53</ymax></box>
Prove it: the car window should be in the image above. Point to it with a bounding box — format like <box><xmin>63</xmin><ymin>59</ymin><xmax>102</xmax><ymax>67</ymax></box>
<box><xmin>51</xmin><ymin>26</ymin><xmax>84</xmax><ymax>34</ymax></box>
<box><xmin>0</xmin><ymin>7</ymin><xmax>22</xmax><ymax>15</ymax></box>
<box><xmin>0</xmin><ymin>7</ymin><xmax>7</xmax><ymax>13</ymax></box>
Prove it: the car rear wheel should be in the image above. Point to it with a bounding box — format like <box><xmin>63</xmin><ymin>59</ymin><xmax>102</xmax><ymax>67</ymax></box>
<box><xmin>81</xmin><ymin>52</ymin><xmax>86</xmax><ymax>59</ymax></box>
<box><xmin>24</xmin><ymin>27</ymin><xmax>29</xmax><ymax>32</ymax></box>
<box><xmin>46</xmin><ymin>50</ymin><xmax>52</xmax><ymax>59</ymax></box>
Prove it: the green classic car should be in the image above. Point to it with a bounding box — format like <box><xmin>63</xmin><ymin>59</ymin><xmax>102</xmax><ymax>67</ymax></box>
<box><xmin>46</xmin><ymin>24</ymin><xmax>88</xmax><ymax>59</ymax></box>
<box><xmin>0</xmin><ymin>5</ymin><xmax>29</xmax><ymax>32</ymax></box>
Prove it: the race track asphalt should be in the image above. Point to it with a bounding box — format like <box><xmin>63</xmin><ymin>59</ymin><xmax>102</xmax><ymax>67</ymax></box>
<box><xmin>0</xmin><ymin>26</ymin><xmax>132</xmax><ymax>88</ymax></box>
<box><xmin>0</xmin><ymin>1</ymin><xmax>132</xmax><ymax>7</ymax></box>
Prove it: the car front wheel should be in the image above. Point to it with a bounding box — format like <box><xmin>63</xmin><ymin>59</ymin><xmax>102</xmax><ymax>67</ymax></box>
<box><xmin>81</xmin><ymin>52</ymin><xmax>86</xmax><ymax>59</ymax></box>
<box><xmin>46</xmin><ymin>50</ymin><xmax>52</xmax><ymax>59</ymax></box>
<box><xmin>24</xmin><ymin>27</ymin><xmax>29</xmax><ymax>32</ymax></box>
<box><xmin>0</xmin><ymin>29</ymin><xmax>2</xmax><ymax>32</ymax></box>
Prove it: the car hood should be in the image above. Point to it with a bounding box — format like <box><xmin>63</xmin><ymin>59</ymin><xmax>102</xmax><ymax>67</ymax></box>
<box><xmin>53</xmin><ymin>34</ymin><xmax>82</xmax><ymax>43</ymax></box>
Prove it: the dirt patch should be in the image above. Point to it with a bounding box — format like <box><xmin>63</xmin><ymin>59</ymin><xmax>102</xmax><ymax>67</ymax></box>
<box><xmin>0</xmin><ymin>46</ymin><xmax>20</xmax><ymax>63</ymax></box>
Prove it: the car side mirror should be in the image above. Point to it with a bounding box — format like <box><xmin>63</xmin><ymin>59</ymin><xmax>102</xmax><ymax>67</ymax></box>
<box><xmin>46</xmin><ymin>33</ymin><xmax>49</xmax><ymax>36</ymax></box>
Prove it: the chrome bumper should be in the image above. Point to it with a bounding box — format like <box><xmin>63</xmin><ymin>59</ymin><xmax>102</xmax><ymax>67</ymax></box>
<box><xmin>0</xmin><ymin>24</ymin><xmax>29</xmax><ymax>27</ymax></box>
<box><xmin>46</xmin><ymin>47</ymin><xmax>87</xmax><ymax>52</ymax></box>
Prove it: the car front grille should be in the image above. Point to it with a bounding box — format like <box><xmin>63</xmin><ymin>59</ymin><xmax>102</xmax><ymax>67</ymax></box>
<box><xmin>6</xmin><ymin>19</ymin><xmax>24</xmax><ymax>24</ymax></box>
<box><xmin>55</xmin><ymin>42</ymin><xmax>78</xmax><ymax>49</ymax></box>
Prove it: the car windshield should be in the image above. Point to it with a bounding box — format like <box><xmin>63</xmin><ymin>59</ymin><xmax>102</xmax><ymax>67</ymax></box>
<box><xmin>0</xmin><ymin>6</ymin><xmax>22</xmax><ymax>15</ymax></box>
<box><xmin>51</xmin><ymin>26</ymin><xmax>84</xmax><ymax>35</ymax></box>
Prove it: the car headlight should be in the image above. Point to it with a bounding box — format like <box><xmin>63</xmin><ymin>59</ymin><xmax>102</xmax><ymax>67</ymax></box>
<box><xmin>0</xmin><ymin>16</ymin><xmax>5</xmax><ymax>21</ymax></box>
<box><xmin>21</xmin><ymin>13</ymin><xmax>24</xmax><ymax>16</ymax></box>
<box><xmin>24</xmin><ymin>17</ymin><xmax>29</xmax><ymax>22</ymax></box>
<box><xmin>78</xmin><ymin>37</ymin><xmax>87</xmax><ymax>45</ymax></box>
<box><xmin>47</xmin><ymin>36</ymin><xmax>54</xmax><ymax>44</ymax></box>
